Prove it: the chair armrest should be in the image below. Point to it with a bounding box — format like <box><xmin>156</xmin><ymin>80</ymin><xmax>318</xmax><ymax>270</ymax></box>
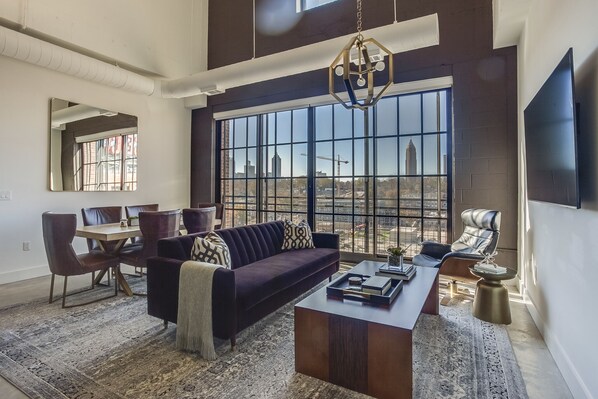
<box><xmin>441</xmin><ymin>251</ymin><xmax>484</xmax><ymax>262</ymax></box>
<box><xmin>420</xmin><ymin>241</ymin><xmax>452</xmax><ymax>259</ymax></box>
<box><xmin>312</xmin><ymin>232</ymin><xmax>340</xmax><ymax>250</ymax></box>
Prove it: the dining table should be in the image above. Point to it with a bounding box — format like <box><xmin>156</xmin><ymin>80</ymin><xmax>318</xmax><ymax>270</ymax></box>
<box><xmin>75</xmin><ymin>219</ymin><xmax>222</xmax><ymax>296</ymax></box>
<box><xmin>75</xmin><ymin>223</ymin><xmax>141</xmax><ymax>296</ymax></box>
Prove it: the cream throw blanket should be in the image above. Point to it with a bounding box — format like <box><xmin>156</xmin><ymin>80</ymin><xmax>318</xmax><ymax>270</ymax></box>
<box><xmin>176</xmin><ymin>260</ymin><xmax>222</xmax><ymax>359</ymax></box>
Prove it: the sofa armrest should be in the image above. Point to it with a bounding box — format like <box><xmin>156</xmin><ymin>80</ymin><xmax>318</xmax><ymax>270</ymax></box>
<box><xmin>146</xmin><ymin>256</ymin><xmax>237</xmax><ymax>339</ymax></box>
<box><xmin>312</xmin><ymin>232</ymin><xmax>339</xmax><ymax>250</ymax></box>
<box><xmin>420</xmin><ymin>241</ymin><xmax>452</xmax><ymax>259</ymax></box>
<box><xmin>147</xmin><ymin>256</ymin><xmax>183</xmax><ymax>323</ymax></box>
<box><xmin>211</xmin><ymin>267</ymin><xmax>237</xmax><ymax>340</ymax></box>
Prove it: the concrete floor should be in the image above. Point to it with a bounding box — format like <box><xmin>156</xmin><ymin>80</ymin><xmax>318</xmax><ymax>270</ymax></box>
<box><xmin>0</xmin><ymin>273</ymin><xmax>573</xmax><ymax>399</ymax></box>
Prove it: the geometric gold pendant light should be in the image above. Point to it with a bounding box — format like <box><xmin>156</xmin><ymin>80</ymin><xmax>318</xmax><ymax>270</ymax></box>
<box><xmin>329</xmin><ymin>0</ymin><xmax>394</xmax><ymax>110</ymax></box>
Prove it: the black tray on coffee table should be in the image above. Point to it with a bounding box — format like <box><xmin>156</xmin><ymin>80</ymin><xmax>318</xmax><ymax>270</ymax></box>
<box><xmin>326</xmin><ymin>272</ymin><xmax>403</xmax><ymax>305</ymax></box>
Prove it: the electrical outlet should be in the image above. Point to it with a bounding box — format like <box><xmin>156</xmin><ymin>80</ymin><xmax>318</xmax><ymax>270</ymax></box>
<box><xmin>0</xmin><ymin>190</ymin><xmax>11</xmax><ymax>201</ymax></box>
<box><xmin>23</xmin><ymin>241</ymin><xmax>31</xmax><ymax>251</ymax></box>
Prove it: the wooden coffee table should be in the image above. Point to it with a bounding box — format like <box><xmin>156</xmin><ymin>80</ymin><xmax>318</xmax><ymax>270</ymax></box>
<box><xmin>294</xmin><ymin>260</ymin><xmax>439</xmax><ymax>399</ymax></box>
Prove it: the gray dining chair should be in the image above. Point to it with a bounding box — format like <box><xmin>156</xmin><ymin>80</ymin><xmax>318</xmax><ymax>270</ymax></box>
<box><xmin>42</xmin><ymin>212</ymin><xmax>120</xmax><ymax>308</ymax></box>
<box><xmin>182</xmin><ymin>207</ymin><xmax>216</xmax><ymax>234</ymax></box>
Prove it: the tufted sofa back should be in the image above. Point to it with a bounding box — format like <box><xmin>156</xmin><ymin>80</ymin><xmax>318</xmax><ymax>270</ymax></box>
<box><xmin>157</xmin><ymin>221</ymin><xmax>285</xmax><ymax>269</ymax></box>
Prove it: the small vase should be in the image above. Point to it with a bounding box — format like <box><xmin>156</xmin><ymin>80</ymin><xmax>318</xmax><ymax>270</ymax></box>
<box><xmin>388</xmin><ymin>254</ymin><xmax>404</xmax><ymax>268</ymax></box>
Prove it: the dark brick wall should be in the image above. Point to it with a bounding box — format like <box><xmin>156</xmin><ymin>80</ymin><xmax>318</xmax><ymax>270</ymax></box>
<box><xmin>194</xmin><ymin>0</ymin><xmax>518</xmax><ymax>267</ymax></box>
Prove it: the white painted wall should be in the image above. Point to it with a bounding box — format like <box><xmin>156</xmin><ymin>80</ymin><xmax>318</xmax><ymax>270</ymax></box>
<box><xmin>0</xmin><ymin>0</ymin><xmax>208</xmax><ymax>77</ymax></box>
<box><xmin>518</xmin><ymin>1</ymin><xmax>598</xmax><ymax>398</ymax></box>
<box><xmin>0</xmin><ymin>55</ymin><xmax>190</xmax><ymax>284</ymax></box>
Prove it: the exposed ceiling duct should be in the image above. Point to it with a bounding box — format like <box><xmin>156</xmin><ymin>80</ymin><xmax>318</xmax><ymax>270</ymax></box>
<box><xmin>0</xmin><ymin>25</ymin><xmax>155</xmax><ymax>96</ymax></box>
<box><xmin>160</xmin><ymin>14</ymin><xmax>439</xmax><ymax>99</ymax></box>
<box><xmin>0</xmin><ymin>14</ymin><xmax>439</xmax><ymax>107</ymax></box>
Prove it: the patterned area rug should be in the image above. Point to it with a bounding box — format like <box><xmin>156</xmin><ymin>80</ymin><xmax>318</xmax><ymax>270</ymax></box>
<box><xmin>0</xmin><ymin>276</ymin><xmax>528</xmax><ymax>399</ymax></box>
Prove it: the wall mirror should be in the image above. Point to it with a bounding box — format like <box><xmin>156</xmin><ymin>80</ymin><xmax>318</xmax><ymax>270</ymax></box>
<box><xmin>49</xmin><ymin>98</ymin><xmax>138</xmax><ymax>191</ymax></box>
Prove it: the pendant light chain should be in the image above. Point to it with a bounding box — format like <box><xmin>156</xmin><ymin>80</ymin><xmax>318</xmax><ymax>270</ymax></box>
<box><xmin>356</xmin><ymin>0</ymin><xmax>363</xmax><ymax>40</ymax></box>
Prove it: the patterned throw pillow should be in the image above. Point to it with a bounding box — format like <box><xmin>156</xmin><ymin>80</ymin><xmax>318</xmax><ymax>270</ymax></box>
<box><xmin>281</xmin><ymin>219</ymin><xmax>315</xmax><ymax>251</ymax></box>
<box><xmin>190</xmin><ymin>232</ymin><xmax>232</xmax><ymax>268</ymax></box>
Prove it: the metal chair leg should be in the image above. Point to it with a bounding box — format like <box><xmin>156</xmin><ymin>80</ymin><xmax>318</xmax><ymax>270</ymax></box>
<box><xmin>163</xmin><ymin>320</ymin><xmax>169</xmax><ymax>329</ymax></box>
<box><xmin>91</xmin><ymin>271</ymin><xmax>95</xmax><ymax>288</ymax></box>
<box><xmin>49</xmin><ymin>273</ymin><xmax>55</xmax><ymax>303</ymax></box>
<box><xmin>114</xmin><ymin>266</ymin><xmax>119</xmax><ymax>296</ymax></box>
<box><xmin>61</xmin><ymin>276</ymin><xmax>68</xmax><ymax>308</ymax></box>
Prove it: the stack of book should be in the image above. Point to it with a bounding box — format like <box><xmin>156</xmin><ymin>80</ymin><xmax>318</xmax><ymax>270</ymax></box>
<box><xmin>473</xmin><ymin>263</ymin><xmax>507</xmax><ymax>274</ymax></box>
<box><xmin>376</xmin><ymin>263</ymin><xmax>416</xmax><ymax>281</ymax></box>
<box><xmin>361</xmin><ymin>276</ymin><xmax>392</xmax><ymax>295</ymax></box>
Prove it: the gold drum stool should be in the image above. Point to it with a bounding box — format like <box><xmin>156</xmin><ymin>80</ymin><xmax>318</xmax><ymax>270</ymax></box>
<box><xmin>469</xmin><ymin>266</ymin><xmax>517</xmax><ymax>325</ymax></box>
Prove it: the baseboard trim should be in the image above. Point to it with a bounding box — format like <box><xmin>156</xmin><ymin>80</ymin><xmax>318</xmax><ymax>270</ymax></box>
<box><xmin>525</xmin><ymin>292</ymin><xmax>594</xmax><ymax>399</ymax></box>
<box><xmin>0</xmin><ymin>265</ymin><xmax>49</xmax><ymax>285</ymax></box>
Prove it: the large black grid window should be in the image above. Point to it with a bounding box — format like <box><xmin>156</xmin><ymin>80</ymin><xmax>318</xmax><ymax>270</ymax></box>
<box><xmin>218</xmin><ymin>89</ymin><xmax>451</xmax><ymax>258</ymax></box>
<box><xmin>221</xmin><ymin>117</ymin><xmax>258</xmax><ymax>227</ymax></box>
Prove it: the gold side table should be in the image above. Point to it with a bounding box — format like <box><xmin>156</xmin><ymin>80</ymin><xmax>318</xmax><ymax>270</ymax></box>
<box><xmin>469</xmin><ymin>266</ymin><xmax>517</xmax><ymax>325</ymax></box>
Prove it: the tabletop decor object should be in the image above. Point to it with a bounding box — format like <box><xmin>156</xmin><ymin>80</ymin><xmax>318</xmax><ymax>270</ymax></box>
<box><xmin>326</xmin><ymin>272</ymin><xmax>403</xmax><ymax>305</ymax></box>
<box><xmin>386</xmin><ymin>245</ymin><xmax>410</xmax><ymax>268</ymax></box>
<box><xmin>472</xmin><ymin>251</ymin><xmax>507</xmax><ymax>274</ymax></box>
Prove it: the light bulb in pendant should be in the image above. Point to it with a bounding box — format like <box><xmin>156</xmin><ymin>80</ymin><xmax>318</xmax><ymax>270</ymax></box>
<box><xmin>357</xmin><ymin>76</ymin><xmax>366</xmax><ymax>87</ymax></box>
<box><xmin>375</xmin><ymin>61</ymin><xmax>385</xmax><ymax>72</ymax></box>
<box><xmin>335</xmin><ymin>65</ymin><xmax>344</xmax><ymax>76</ymax></box>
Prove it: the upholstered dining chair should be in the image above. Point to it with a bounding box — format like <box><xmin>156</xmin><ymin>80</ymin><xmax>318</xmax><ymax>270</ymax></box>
<box><xmin>42</xmin><ymin>212</ymin><xmax>120</xmax><ymax>308</ymax></box>
<box><xmin>412</xmin><ymin>208</ymin><xmax>501</xmax><ymax>297</ymax></box>
<box><xmin>196</xmin><ymin>202</ymin><xmax>223</xmax><ymax>229</ymax></box>
<box><xmin>182</xmin><ymin>207</ymin><xmax>216</xmax><ymax>234</ymax></box>
<box><xmin>81</xmin><ymin>206</ymin><xmax>123</xmax><ymax>252</ymax></box>
<box><xmin>118</xmin><ymin>209</ymin><xmax>180</xmax><ymax>294</ymax></box>
<box><xmin>125</xmin><ymin>204</ymin><xmax>159</xmax><ymax>244</ymax></box>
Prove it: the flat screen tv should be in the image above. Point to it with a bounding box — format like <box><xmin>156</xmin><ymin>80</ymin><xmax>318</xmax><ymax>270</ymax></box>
<box><xmin>524</xmin><ymin>48</ymin><xmax>580</xmax><ymax>208</ymax></box>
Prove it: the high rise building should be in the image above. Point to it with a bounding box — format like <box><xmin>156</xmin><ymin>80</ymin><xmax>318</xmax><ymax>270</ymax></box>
<box><xmin>222</xmin><ymin>121</ymin><xmax>232</xmax><ymax>178</ymax></box>
<box><xmin>272</xmin><ymin>153</ymin><xmax>282</xmax><ymax>177</ymax></box>
<box><xmin>245</xmin><ymin>160</ymin><xmax>256</xmax><ymax>177</ymax></box>
<box><xmin>405</xmin><ymin>139</ymin><xmax>417</xmax><ymax>175</ymax></box>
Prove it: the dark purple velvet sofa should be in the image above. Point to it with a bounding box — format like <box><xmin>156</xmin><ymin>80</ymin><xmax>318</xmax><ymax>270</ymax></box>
<box><xmin>146</xmin><ymin>221</ymin><xmax>339</xmax><ymax>346</ymax></box>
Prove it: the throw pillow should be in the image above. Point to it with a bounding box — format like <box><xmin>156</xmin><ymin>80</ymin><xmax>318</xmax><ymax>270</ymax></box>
<box><xmin>191</xmin><ymin>232</ymin><xmax>232</xmax><ymax>268</ymax></box>
<box><xmin>281</xmin><ymin>219</ymin><xmax>315</xmax><ymax>251</ymax></box>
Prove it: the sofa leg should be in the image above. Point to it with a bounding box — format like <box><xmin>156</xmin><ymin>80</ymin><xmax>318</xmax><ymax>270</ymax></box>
<box><xmin>230</xmin><ymin>335</ymin><xmax>236</xmax><ymax>350</ymax></box>
<box><xmin>163</xmin><ymin>320</ymin><xmax>168</xmax><ymax>329</ymax></box>
<box><xmin>329</xmin><ymin>276</ymin><xmax>332</xmax><ymax>282</ymax></box>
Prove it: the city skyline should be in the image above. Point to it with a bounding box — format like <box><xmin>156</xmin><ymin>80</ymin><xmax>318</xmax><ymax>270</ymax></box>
<box><xmin>230</xmin><ymin>141</ymin><xmax>449</xmax><ymax>178</ymax></box>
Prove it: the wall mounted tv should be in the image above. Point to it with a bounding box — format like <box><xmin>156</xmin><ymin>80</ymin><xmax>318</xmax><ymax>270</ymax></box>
<box><xmin>524</xmin><ymin>48</ymin><xmax>580</xmax><ymax>208</ymax></box>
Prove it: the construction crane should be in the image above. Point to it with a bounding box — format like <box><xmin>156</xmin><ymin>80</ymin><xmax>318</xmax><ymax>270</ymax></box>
<box><xmin>300</xmin><ymin>153</ymin><xmax>349</xmax><ymax>177</ymax></box>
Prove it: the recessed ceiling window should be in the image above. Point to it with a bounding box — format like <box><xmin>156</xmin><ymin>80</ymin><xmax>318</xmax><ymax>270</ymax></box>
<box><xmin>296</xmin><ymin>0</ymin><xmax>338</xmax><ymax>12</ymax></box>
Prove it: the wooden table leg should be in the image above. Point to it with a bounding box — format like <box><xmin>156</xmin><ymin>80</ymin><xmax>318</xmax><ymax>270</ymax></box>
<box><xmin>115</xmin><ymin>268</ymin><xmax>133</xmax><ymax>296</ymax></box>
<box><xmin>422</xmin><ymin>274</ymin><xmax>439</xmax><ymax>315</ymax></box>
